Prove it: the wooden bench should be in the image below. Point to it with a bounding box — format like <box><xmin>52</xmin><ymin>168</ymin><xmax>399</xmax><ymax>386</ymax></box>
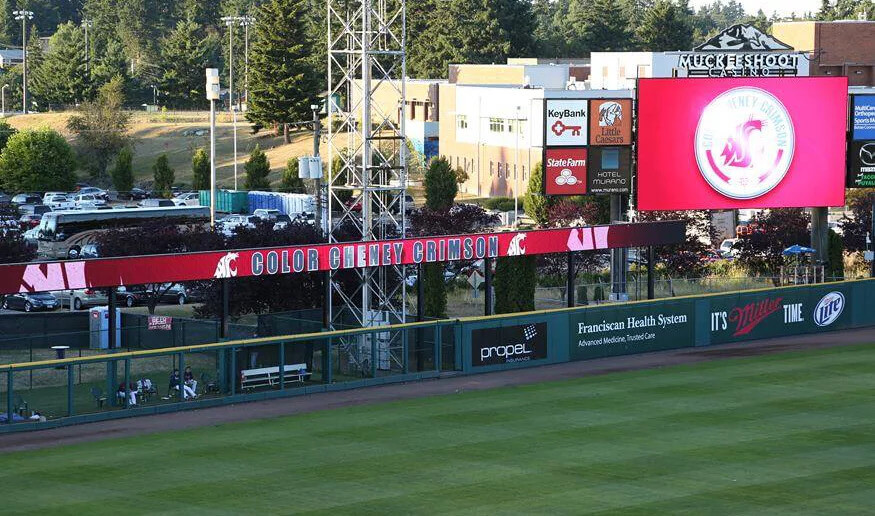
<box><xmin>240</xmin><ymin>364</ymin><xmax>311</xmax><ymax>390</ymax></box>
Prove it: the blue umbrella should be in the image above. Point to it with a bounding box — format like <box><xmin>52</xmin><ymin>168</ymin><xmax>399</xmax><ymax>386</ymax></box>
<box><xmin>782</xmin><ymin>244</ymin><xmax>816</xmax><ymax>256</ymax></box>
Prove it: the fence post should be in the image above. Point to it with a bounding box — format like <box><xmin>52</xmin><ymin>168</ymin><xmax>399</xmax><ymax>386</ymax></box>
<box><xmin>323</xmin><ymin>337</ymin><xmax>333</xmax><ymax>384</ymax></box>
<box><xmin>417</xmin><ymin>263</ymin><xmax>424</xmax><ymax>321</ymax></box>
<box><xmin>402</xmin><ymin>328</ymin><xmax>409</xmax><ymax>374</ymax></box>
<box><xmin>647</xmin><ymin>246</ymin><xmax>655</xmax><ymax>300</ymax></box>
<box><xmin>434</xmin><ymin>324</ymin><xmax>442</xmax><ymax>373</ymax></box>
<box><xmin>6</xmin><ymin>371</ymin><xmax>13</xmax><ymax>424</ymax></box>
<box><xmin>278</xmin><ymin>341</ymin><xmax>285</xmax><ymax>391</ymax></box>
<box><xmin>124</xmin><ymin>358</ymin><xmax>131</xmax><ymax>409</ymax></box>
<box><xmin>566</xmin><ymin>252</ymin><xmax>576</xmax><ymax>307</ymax></box>
<box><xmin>177</xmin><ymin>352</ymin><xmax>185</xmax><ymax>402</ymax></box>
<box><xmin>230</xmin><ymin>347</ymin><xmax>237</xmax><ymax>396</ymax></box>
<box><xmin>484</xmin><ymin>258</ymin><xmax>493</xmax><ymax>316</ymax></box>
<box><xmin>371</xmin><ymin>333</ymin><xmax>377</xmax><ymax>378</ymax></box>
<box><xmin>67</xmin><ymin>364</ymin><xmax>74</xmax><ymax>416</ymax></box>
<box><xmin>221</xmin><ymin>279</ymin><xmax>230</xmax><ymax>339</ymax></box>
<box><xmin>218</xmin><ymin>348</ymin><xmax>226</xmax><ymax>393</ymax></box>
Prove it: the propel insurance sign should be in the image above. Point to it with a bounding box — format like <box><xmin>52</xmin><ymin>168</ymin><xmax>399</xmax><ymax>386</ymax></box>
<box><xmin>471</xmin><ymin>322</ymin><xmax>548</xmax><ymax>367</ymax></box>
<box><xmin>545</xmin><ymin>100</ymin><xmax>588</xmax><ymax>146</ymax></box>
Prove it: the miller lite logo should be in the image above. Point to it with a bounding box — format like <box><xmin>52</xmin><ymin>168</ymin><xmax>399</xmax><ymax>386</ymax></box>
<box><xmin>214</xmin><ymin>252</ymin><xmax>239</xmax><ymax>279</ymax></box>
<box><xmin>813</xmin><ymin>291</ymin><xmax>844</xmax><ymax>327</ymax></box>
<box><xmin>695</xmin><ymin>87</ymin><xmax>795</xmax><ymax>199</ymax></box>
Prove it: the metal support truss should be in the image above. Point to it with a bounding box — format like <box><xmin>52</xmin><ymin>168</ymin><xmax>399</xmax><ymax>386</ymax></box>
<box><xmin>326</xmin><ymin>0</ymin><xmax>408</xmax><ymax>373</ymax></box>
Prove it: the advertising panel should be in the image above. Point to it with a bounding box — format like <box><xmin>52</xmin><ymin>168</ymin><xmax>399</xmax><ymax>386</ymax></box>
<box><xmin>587</xmin><ymin>147</ymin><xmax>632</xmax><ymax>194</ymax></box>
<box><xmin>569</xmin><ymin>301</ymin><xmax>695</xmax><ymax>361</ymax></box>
<box><xmin>545</xmin><ymin>147</ymin><xmax>588</xmax><ymax>195</ymax></box>
<box><xmin>0</xmin><ymin>222</ymin><xmax>685</xmax><ymax>295</ymax></box>
<box><xmin>847</xmin><ymin>140</ymin><xmax>875</xmax><ymax>188</ymax></box>
<box><xmin>589</xmin><ymin>99</ymin><xmax>633</xmax><ymax>146</ymax></box>
<box><xmin>637</xmin><ymin>77</ymin><xmax>848</xmax><ymax>210</ymax></box>
<box><xmin>545</xmin><ymin>99</ymin><xmax>588</xmax><ymax>146</ymax></box>
<box><xmin>708</xmin><ymin>285</ymin><xmax>852</xmax><ymax>345</ymax></box>
<box><xmin>147</xmin><ymin>316</ymin><xmax>173</xmax><ymax>331</ymax></box>
<box><xmin>471</xmin><ymin>322</ymin><xmax>548</xmax><ymax>367</ymax></box>
<box><xmin>853</xmin><ymin>95</ymin><xmax>875</xmax><ymax>141</ymax></box>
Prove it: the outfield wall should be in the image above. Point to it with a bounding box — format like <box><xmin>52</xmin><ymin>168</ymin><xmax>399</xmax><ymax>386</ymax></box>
<box><xmin>461</xmin><ymin>279</ymin><xmax>875</xmax><ymax>374</ymax></box>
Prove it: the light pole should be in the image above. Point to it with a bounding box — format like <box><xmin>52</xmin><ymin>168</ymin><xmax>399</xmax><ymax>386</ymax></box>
<box><xmin>81</xmin><ymin>18</ymin><xmax>92</xmax><ymax>74</ymax></box>
<box><xmin>13</xmin><ymin>10</ymin><xmax>33</xmax><ymax>115</ymax></box>
<box><xmin>514</xmin><ymin>105</ymin><xmax>520</xmax><ymax>227</ymax></box>
<box><xmin>150</xmin><ymin>84</ymin><xmax>158</xmax><ymax>106</ymax></box>
<box><xmin>240</xmin><ymin>16</ymin><xmax>255</xmax><ymax>108</ymax></box>
<box><xmin>221</xmin><ymin>16</ymin><xmax>241</xmax><ymax>183</ymax></box>
<box><xmin>1</xmin><ymin>84</ymin><xmax>8</xmax><ymax>117</ymax></box>
<box><xmin>206</xmin><ymin>68</ymin><xmax>221</xmax><ymax>227</ymax></box>
<box><xmin>311</xmin><ymin>104</ymin><xmax>324</xmax><ymax>233</ymax></box>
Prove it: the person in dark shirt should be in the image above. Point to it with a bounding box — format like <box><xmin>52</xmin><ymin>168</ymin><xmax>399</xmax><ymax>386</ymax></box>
<box><xmin>183</xmin><ymin>366</ymin><xmax>198</xmax><ymax>394</ymax></box>
<box><xmin>117</xmin><ymin>382</ymin><xmax>138</xmax><ymax>405</ymax></box>
<box><xmin>169</xmin><ymin>369</ymin><xmax>196</xmax><ymax>399</ymax></box>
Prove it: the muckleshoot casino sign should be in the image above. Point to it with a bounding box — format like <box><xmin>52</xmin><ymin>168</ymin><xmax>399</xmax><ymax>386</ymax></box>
<box><xmin>674</xmin><ymin>24</ymin><xmax>808</xmax><ymax>78</ymax></box>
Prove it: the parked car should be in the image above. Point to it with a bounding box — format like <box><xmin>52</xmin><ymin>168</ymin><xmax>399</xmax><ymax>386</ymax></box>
<box><xmin>46</xmin><ymin>195</ymin><xmax>76</xmax><ymax>210</ymax></box>
<box><xmin>253</xmin><ymin>208</ymin><xmax>282</xmax><ymax>220</ymax></box>
<box><xmin>720</xmin><ymin>238</ymin><xmax>740</xmax><ymax>257</ymax></box>
<box><xmin>0</xmin><ymin>193</ymin><xmax>11</xmax><ymax>204</ymax></box>
<box><xmin>77</xmin><ymin>187</ymin><xmax>108</xmax><ymax>200</ymax></box>
<box><xmin>74</xmin><ymin>182</ymin><xmax>90</xmax><ymax>192</ymax></box>
<box><xmin>11</xmin><ymin>194</ymin><xmax>41</xmax><ymax>205</ymax></box>
<box><xmin>118</xmin><ymin>188</ymin><xmax>148</xmax><ymax>201</ymax></box>
<box><xmin>71</xmin><ymin>193</ymin><xmax>107</xmax><ymax>208</ymax></box>
<box><xmin>42</xmin><ymin>192</ymin><xmax>67</xmax><ymax>204</ymax></box>
<box><xmin>125</xmin><ymin>284</ymin><xmax>188</xmax><ymax>305</ymax></box>
<box><xmin>19</xmin><ymin>213</ymin><xmax>42</xmax><ymax>229</ymax></box>
<box><xmin>53</xmin><ymin>289</ymin><xmax>109</xmax><ymax>310</ymax></box>
<box><xmin>174</xmin><ymin>192</ymin><xmax>201</xmax><ymax>206</ymax></box>
<box><xmin>80</xmin><ymin>243</ymin><xmax>100</xmax><ymax>259</ymax></box>
<box><xmin>218</xmin><ymin>214</ymin><xmax>259</xmax><ymax>237</ymax></box>
<box><xmin>2</xmin><ymin>292</ymin><xmax>60</xmax><ymax>312</ymax></box>
<box><xmin>22</xmin><ymin>227</ymin><xmax>39</xmax><ymax>249</ymax></box>
<box><xmin>138</xmin><ymin>198</ymin><xmax>176</xmax><ymax>208</ymax></box>
<box><xmin>76</xmin><ymin>202</ymin><xmax>113</xmax><ymax>211</ymax></box>
<box><xmin>18</xmin><ymin>203</ymin><xmax>53</xmax><ymax>216</ymax></box>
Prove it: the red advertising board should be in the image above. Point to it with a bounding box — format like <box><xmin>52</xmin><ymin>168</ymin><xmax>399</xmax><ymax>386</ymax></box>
<box><xmin>0</xmin><ymin>222</ymin><xmax>684</xmax><ymax>295</ymax></box>
<box><xmin>637</xmin><ymin>77</ymin><xmax>848</xmax><ymax>210</ymax></box>
<box><xmin>545</xmin><ymin>147</ymin><xmax>588</xmax><ymax>195</ymax></box>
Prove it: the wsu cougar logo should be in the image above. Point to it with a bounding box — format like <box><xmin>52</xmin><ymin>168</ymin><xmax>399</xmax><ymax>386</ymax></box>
<box><xmin>507</xmin><ymin>234</ymin><xmax>527</xmax><ymax>256</ymax></box>
<box><xmin>695</xmin><ymin>87</ymin><xmax>794</xmax><ymax>200</ymax></box>
<box><xmin>214</xmin><ymin>252</ymin><xmax>239</xmax><ymax>279</ymax></box>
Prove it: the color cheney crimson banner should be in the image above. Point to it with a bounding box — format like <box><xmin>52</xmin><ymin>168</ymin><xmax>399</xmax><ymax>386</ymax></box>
<box><xmin>637</xmin><ymin>77</ymin><xmax>848</xmax><ymax>210</ymax></box>
<box><xmin>0</xmin><ymin>222</ymin><xmax>685</xmax><ymax>295</ymax></box>
<box><xmin>545</xmin><ymin>147</ymin><xmax>588</xmax><ymax>195</ymax></box>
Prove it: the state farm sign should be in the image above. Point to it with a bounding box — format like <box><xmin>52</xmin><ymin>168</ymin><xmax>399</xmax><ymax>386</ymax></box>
<box><xmin>545</xmin><ymin>148</ymin><xmax>587</xmax><ymax>195</ymax></box>
<box><xmin>545</xmin><ymin>99</ymin><xmax>588</xmax><ymax>146</ymax></box>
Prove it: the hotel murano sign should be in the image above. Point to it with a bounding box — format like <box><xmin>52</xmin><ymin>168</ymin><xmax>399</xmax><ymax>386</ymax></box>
<box><xmin>677</xmin><ymin>24</ymin><xmax>804</xmax><ymax>78</ymax></box>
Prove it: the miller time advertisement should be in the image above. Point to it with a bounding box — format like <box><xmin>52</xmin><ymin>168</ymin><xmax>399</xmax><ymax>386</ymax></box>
<box><xmin>570</xmin><ymin>303</ymin><xmax>693</xmax><ymax>361</ymax></box>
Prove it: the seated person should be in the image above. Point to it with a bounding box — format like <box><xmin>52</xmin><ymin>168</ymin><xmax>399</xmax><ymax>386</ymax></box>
<box><xmin>117</xmin><ymin>382</ymin><xmax>138</xmax><ymax>406</ymax></box>
<box><xmin>169</xmin><ymin>369</ymin><xmax>196</xmax><ymax>399</ymax></box>
<box><xmin>183</xmin><ymin>366</ymin><xmax>198</xmax><ymax>393</ymax></box>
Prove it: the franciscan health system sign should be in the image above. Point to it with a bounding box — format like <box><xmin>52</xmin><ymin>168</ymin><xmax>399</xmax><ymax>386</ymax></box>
<box><xmin>471</xmin><ymin>322</ymin><xmax>547</xmax><ymax>367</ymax></box>
<box><xmin>637</xmin><ymin>77</ymin><xmax>848</xmax><ymax>210</ymax></box>
<box><xmin>544</xmin><ymin>99</ymin><xmax>588</xmax><ymax>146</ymax></box>
<box><xmin>545</xmin><ymin>147</ymin><xmax>588</xmax><ymax>195</ymax></box>
<box><xmin>0</xmin><ymin>222</ymin><xmax>685</xmax><ymax>295</ymax></box>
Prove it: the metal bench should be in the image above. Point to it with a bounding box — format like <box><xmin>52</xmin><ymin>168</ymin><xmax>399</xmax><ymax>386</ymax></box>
<box><xmin>240</xmin><ymin>364</ymin><xmax>311</xmax><ymax>390</ymax></box>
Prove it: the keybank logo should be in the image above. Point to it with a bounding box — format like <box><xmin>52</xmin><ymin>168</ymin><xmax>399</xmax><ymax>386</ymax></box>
<box><xmin>813</xmin><ymin>291</ymin><xmax>844</xmax><ymax>327</ymax></box>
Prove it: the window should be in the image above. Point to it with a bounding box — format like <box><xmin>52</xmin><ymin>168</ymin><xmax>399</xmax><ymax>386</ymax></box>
<box><xmin>522</xmin><ymin>165</ymin><xmax>526</xmax><ymax>180</ymax></box>
<box><xmin>618</xmin><ymin>66</ymin><xmax>626</xmax><ymax>79</ymax></box>
<box><xmin>489</xmin><ymin>118</ymin><xmax>505</xmax><ymax>133</ymax></box>
<box><xmin>601</xmin><ymin>148</ymin><xmax>620</xmax><ymax>170</ymax></box>
<box><xmin>490</xmin><ymin>161</ymin><xmax>494</xmax><ymax>176</ymax></box>
<box><xmin>497</xmin><ymin>162</ymin><xmax>503</xmax><ymax>178</ymax></box>
<box><xmin>456</xmin><ymin>114</ymin><xmax>468</xmax><ymax>129</ymax></box>
<box><xmin>637</xmin><ymin>65</ymin><xmax>649</xmax><ymax>78</ymax></box>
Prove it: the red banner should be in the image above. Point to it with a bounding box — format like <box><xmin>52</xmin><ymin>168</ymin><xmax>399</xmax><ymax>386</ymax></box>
<box><xmin>0</xmin><ymin>222</ymin><xmax>683</xmax><ymax>295</ymax></box>
<box><xmin>148</xmin><ymin>316</ymin><xmax>173</xmax><ymax>331</ymax></box>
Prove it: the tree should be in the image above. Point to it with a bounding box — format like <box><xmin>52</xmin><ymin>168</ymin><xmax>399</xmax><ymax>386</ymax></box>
<box><xmin>279</xmin><ymin>157</ymin><xmax>306</xmax><ymax>193</ymax></box>
<box><xmin>840</xmin><ymin>188</ymin><xmax>874</xmax><ymax>253</ymax></box>
<box><xmin>494</xmin><ymin>255</ymin><xmax>537</xmax><ymax>314</ymax></box>
<box><xmin>424</xmin><ymin>157</ymin><xmax>458</xmax><ymax>211</ymax></box>
<box><xmin>564</xmin><ymin>0</ymin><xmax>632</xmax><ymax>54</ymax></box>
<box><xmin>247</xmin><ymin>0</ymin><xmax>321</xmax><ymax>142</ymax></box>
<box><xmin>639</xmin><ymin>0</ymin><xmax>694</xmax><ymax>51</ymax></box>
<box><xmin>827</xmin><ymin>229</ymin><xmax>844</xmax><ymax>281</ymax></box>
<box><xmin>0</xmin><ymin>129</ymin><xmax>77</xmax><ymax>192</ymax></box>
<box><xmin>192</xmin><ymin>148</ymin><xmax>210</xmax><ymax>190</ymax></box>
<box><xmin>0</xmin><ymin>204</ymin><xmax>35</xmax><ymax>264</ymax></box>
<box><xmin>328</xmin><ymin>153</ymin><xmax>353</xmax><ymax>205</ymax></box>
<box><xmin>66</xmin><ymin>75</ymin><xmax>132</xmax><ymax>181</ymax></box>
<box><xmin>30</xmin><ymin>22</ymin><xmax>89</xmax><ymax>107</ymax></box>
<box><xmin>244</xmin><ymin>145</ymin><xmax>271</xmax><ymax>190</ymax></box>
<box><xmin>111</xmin><ymin>146</ymin><xmax>134</xmax><ymax>192</ymax></box>
<box><xmin>638</xmin><ymin>210</ymin><xmax>717</xmax><ymax>279</ymax></box>
<box><xmin>735</xmin><ymin>209</ymin><xmax>810</xmax><ymax>285</ymax></box>
<box><xmin>523</xmin><ymin>162</ymin><xmax>551</xmax><ymax>226</ymax></box>
<box><xmin>0</xmin><ymin>119</ymin><xmax>16</xmax><ymax>153</ymax></box>
<box><xmin>156</xmin><ymin>18</ymin><xmax>219</xmax><ymax>109</ymax></box>
<box><xmin>152</xmin><ymin>154</ymin><xmax>175</xmax><ymax>197</ymax></box>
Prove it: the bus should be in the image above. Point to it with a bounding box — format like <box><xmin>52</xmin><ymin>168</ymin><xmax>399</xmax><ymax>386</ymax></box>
<box><xmin>37</xmin><ymin>206</ymin><xmax>211</xmax><ymax>259</ymax></box>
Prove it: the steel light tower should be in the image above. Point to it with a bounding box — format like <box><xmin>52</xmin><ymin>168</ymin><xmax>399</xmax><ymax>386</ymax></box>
<box><xmin>13</xmin><ymin>10</ymin><xmax>33</xmax><ymax>114</ymax></box>
<box><xmin>327</xmin><ymin>0</ymin><xmax>408</xmax><ymax>371</ymax></box>
<box><xmin>81</xmin><ymin>18</ymin><xmax>92</xmax><ymax>74</ymax></box>
<box><xmin>240</xmin><ymin>15</ymin><xmax>255</xmax><ymax>107</ymax></box>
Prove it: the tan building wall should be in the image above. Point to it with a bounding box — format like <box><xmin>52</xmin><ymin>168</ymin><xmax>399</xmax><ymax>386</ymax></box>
<box><xmin>438</xmin><ymin>84</ymin><xmax>538</xmax><ymax>199</ymax></box>
<box><xmin>351</xmin><ymin>80</ymin><xmax>442</xmax><ymax>124</ymax></box>
<box><xmin>449</xmin><ymin>65</ymin><xmax>525</xmax><ymax>85</ymax></box>
<box><xmin>773</xmin><ymin>21</ymin><xmax>875</xmax><ymax>86</ymax></box>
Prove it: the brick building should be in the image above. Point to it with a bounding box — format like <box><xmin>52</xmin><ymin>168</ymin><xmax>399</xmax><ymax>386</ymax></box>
<box><xmin>773</xmin><ymin>20</ymin><xmax>875</xmax><ymax>86</ymax></box>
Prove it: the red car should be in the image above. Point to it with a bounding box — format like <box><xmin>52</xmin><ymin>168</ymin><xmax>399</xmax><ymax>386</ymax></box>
<box><xmin>19</xmin><ymin>214</ymin><xmax>41</xmax><ymax>229</ymax></box>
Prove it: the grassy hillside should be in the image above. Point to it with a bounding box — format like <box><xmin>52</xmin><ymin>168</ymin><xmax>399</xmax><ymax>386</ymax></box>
<box><xmin>4</xmin><ymin>111</ymin><xmax>318</xmax><ymax>189</ymax></box>
<box><xmin>2</xmin><ymin>343</ymin><xmax>874</xmax><ymax>513</ymax></box>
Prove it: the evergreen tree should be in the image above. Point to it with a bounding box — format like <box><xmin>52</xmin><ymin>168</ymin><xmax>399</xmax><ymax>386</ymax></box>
<box><xmin>493</xmin><ymin>255</ymin><xmax>536</xmax><ymax>314</ymax></box>
<box><xmin>424</xmin><ymin>157</ymin><xmax>458</xmax><ymax>212</ymax></box>
<box><xmin>247</xmin><ymin>0</ymin><xmax>321</xmax><ymax>142</ymax></box>
<box><xmin>523</xmin><ymin>162</ymin><xmax>551</xmax><ymax>226</ymax></box>
<box><xmin>0</xmin><ymin>119</ymin><xmax>16</xmax><ymax>153</ymax></box>
<box><xmin>244</xmin><ymin>144</ymin><xmax>271</xmax><ymax>190</ymax></box>
<box><xmin>152</xmin><ymin>154</ymin><xmax>175</xmax><ymax>198</ymax></box>
<box><xmin>21</xmin><ymin>34</ymin><xmax>44</xmax><ymax>112</ymax></box>
<box><xmin>422</xmin><ymin>262</ymin><xmax>447</xmax><ymax>318</ymax></box>
<box><xmin>0</xmin><ymin>129</ymin><xmax>77</xmax><ymax>193</ymax></box>
<box><xmin>90</xmin><ymin>38</ymin><xmax>130</xmax><ymax>94</ymax></box>
<box><xmin>192</xmin><ymin>147</ymin><xmax>210</xmax><ymax>190</ymax></box>
<box><xmin>639</xmin><ymin>0</ymin><xmax>694</xmax><ymax>51</ymax></box>
<box><xmin>28</xmin><ymin>22</ymin><xmax>91</xmax><ymax>107</ymax></box>
<box><xmin>156</xmin><ymin>18</ymin><xmax>219</xmax><ymax>109</ymax></box>
<box><xmin>567</xmin><ymin>0</ymin><xmax>633</xmax><ymax>52</ymax></box>
<box><xmin>111</xmin><ymin>146</ymin><xmax>134</xmax><ymax>192</ymax></box>
<box><xmin>279</xmin><ymin>157</ymin><xmax>307</xmax><ymax>193</ymax></box>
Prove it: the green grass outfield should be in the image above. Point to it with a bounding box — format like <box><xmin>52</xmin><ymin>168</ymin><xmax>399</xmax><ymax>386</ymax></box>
<box><xmin>3</xmin><ymin>344</ymin><xmax>875</xmax><ymax>514</ymax></box>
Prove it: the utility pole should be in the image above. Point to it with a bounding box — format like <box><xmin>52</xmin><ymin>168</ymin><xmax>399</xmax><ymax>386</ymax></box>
<box><xmin>13</xmin><ymin>10</ymin><xmax>33</xmax><ymax>115</ymax></box>
<box><xmin>312</xmin><ymin>104</ymin><xmax>323</xmax><ymax>232</ymax></box>
<box><xmin>81</xmin><ymin>18</ymin><xmax>92</xmax><ymax>74</ymax></box>
<box><xmin>240</xmin><ymin>16</ymin><xmax>255</xmax><ymax>108</ymax></box>
<box><xmin>222</xmin><ymin>16</ymin><xmax>241</xmax><ymax>185</ymax></box>
<box><xmin>206</xmin><ymin>69</ymin><xmax>221</xmax><ymax>227</ymax></box>
<box><xmin>1</xmin><ymin>84</ymin><xmax>7</xmax><ymax>117</ymax></box>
